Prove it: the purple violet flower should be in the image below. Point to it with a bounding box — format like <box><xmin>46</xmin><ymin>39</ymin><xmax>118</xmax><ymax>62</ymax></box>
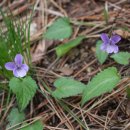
<box><xmin>100</xmin><ymin>33</ymin><xmax>121</xmax><ymax>53</ymax></box>
<box><xmin>5</xmin><ymin>54</ymin><xmax>29</xmax><ymax>78</ymax></box>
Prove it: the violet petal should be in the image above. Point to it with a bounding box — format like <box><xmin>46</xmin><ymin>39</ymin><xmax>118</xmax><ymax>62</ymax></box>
<box><xmin>21</xmin><ymin>64</ymin><xmax>29</xmax><ymax>72</ymax></box>
<box><xmin>111</xmin><ymin>35</ymin><xmax>121</xmax><ymax>44</ymax></box>
<box><xmin>100</xmin><ymin>33</ymin><xmax>110</xmax><ymax>44</ymax></box>
<box><xmin>13</xmin><ymin>68</ymin><xmax>27</xmax><ymax>77</ymax></box>
<box><xmin>100</xmin><ymin>43</ymin><xmax>107</xmax><ymax>51</ymax></box>
<box><xmin>15</xmin><ymin>54</ymin><xmax>23</xmax><ymax>66</ymax></box>
<box><xmin>113</xmin><ymin>45</ymin><xmax>119</xmax><ymax>53</ymax></box>
<box><xmin>106</xmin><ymin>45</ymin><xmax>119</xmax><ymax>54</ymax></box>
<box><xmin>5</xmin><ymin>62</ymin><xmax>16</xmax><ymax>70</ymax></box>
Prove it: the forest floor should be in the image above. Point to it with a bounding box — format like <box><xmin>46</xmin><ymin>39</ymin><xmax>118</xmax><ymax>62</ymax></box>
<box><xmin>1</xmin><ymin>0</ymin><xmax>130</xmax><ymax>130</ymax></box>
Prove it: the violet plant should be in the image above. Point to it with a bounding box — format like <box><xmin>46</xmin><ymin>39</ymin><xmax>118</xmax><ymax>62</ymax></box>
<box><xmin>0</xmin><ymin>10</ymin><xmax>38</xmax><ymax>114</ymax></box>
<box><xmin>96</xmin><ymin>33</ymin><xmax>130</xmax><ymax>65</ymax></box>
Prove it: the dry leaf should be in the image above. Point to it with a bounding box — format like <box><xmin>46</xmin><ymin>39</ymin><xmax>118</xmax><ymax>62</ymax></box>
<box><xmin>114</xmin><ymin>29</ymin><xmax>130</xmax><ymax>39</ymax></box>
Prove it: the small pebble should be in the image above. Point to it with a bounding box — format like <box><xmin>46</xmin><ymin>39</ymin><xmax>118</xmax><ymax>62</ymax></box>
<box><xmin>60</xmin><ymin>66</ymin><xmax>73</xmax><ymax>76</ymax></box>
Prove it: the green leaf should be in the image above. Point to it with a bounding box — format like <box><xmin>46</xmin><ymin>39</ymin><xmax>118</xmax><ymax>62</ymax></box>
<box><xmin>96</xmin><ymin>40</ymin><xmax>108</xmax><ymax>64</ymax></box>
<box><xmin>111</xmin><ymin>52</ymin><xmax>130</xmax><ymax>65</ymax></box>
<box><xmin>52</xmin><ymin>77</ymin><xmax>86</xmax><ymax>99</ymax></box>
<box><xmin>9</xmin><ymin>76</ymin><xmax>38</xmax><ymax>111</ymax></box>
<box><xmin>81</xmin><ymin>67</ymin><xmax>120</xmax><ymax>106</ymax></box>
<box><xmin>55</xmin><ymin>36</ymin><xmax>84</xmax><ymax>58</ymax></box>
<box><xmin>44</xmin><ymin>17</ymin><xmax>72</xmax><ymax>40</ymax></box>
<box><xmin>103</xmin><ymin>3</ymin><xmax>109</xmax><ymax>24</ymax></box>
<box><xmin>21</xmin><ymin>120</ymin><xmax>43</xmax><ymax>130</ymax></box>
<box><xmin>7</xmin><ymin>108</ymin><xmax>25</xmax><ymax>129</ymax></box>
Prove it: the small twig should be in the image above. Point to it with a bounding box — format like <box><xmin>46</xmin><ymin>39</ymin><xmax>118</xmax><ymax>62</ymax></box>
<box><xmin>50</xmin><ymin>0</ymin><xmax>67</xmax><ymax>17</ymax></box>
<box><xmin>107</xmin><ymin>99</ymin><xmax>124</xmax><ymax>124</ymax></box>
<box><xmin>122</xmin><ymin>122</ymin><xmax>130</xmax><ymax>130</ymax></box>
<box><xmin>43</xmin><ymin>57</ymin><xmax>60</xmax><ymax>76</ymax></box>
<box><xmin>0</xmin><ymin>97</ymin><xmax>15</xmax><ymax>126</ymax></box>
<box><xmin>73</xmin><ymin>59</ymin><xmax>97</xmax><ymax>78</ymax></box>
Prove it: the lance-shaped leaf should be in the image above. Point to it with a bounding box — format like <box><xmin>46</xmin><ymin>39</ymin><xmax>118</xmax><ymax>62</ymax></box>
<box><xmin>55</xmin><ymin>36</ymin><xmax>84</xmax><ymax>58</ymax></box>
<box><xmin>52</xmin><ymin>77</ymin><xmax>86</xmax><ymax>99</ymax></box>
<box><xmin>81</xmin><ymin>67</ymin><xmax>120</xmax><ymax>106</ymax></box>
